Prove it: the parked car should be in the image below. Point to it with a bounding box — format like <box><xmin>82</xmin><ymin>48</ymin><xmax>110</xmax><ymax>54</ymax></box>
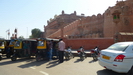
<box><xmin>98</xmin><ymin>42</ymin><xmax>133</xmax><ymax>74</ymax></box>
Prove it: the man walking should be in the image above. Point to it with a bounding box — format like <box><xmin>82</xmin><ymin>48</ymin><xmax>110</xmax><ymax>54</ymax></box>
<box><xmin>58</xmin><ymin>39</ymin><xmax>65</xmax><ymax>63</ymax></box>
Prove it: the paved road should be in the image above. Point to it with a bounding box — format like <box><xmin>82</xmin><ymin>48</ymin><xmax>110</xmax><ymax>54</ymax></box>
<box><xmin>0</xmin><ymin>56</ymin><xmax>126</xmax><ymax>75</ymax></box>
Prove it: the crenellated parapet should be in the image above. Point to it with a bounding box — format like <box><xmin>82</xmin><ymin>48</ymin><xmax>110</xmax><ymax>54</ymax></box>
<box><xmin>46</xmin><ymin>13</ymin><xmax>104</xmax><ymax>39</ymax></box>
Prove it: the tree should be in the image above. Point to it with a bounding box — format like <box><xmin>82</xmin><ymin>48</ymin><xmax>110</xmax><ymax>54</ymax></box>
<box><xmin>18</xmin><ymin>36</ymin><xmax>24</xmax><ymax>39</ymax></box>
<box><xmin>30</xmin><ymin>28</ymin><xmax>41</xmax><ymax>38</ymax></box>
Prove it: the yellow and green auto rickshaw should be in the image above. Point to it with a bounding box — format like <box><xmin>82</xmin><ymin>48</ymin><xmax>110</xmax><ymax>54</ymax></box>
<box><xmin>36</xmin><ymin>38</ymin><xmax>59</xmax><ymax>61</ymax></box>
<box><xmin>11</xmin><ymin>39</ymin><xmax>37</xmax><ymax>61</ymax></box>
<box><xmin>0</xmin><ymin>39</ymin><xmax>5</xmax><ymax>60</ymax></box>
<box><xmin>0</xmin><ymin>39</ymin><xmax>14</xmax><ymax>58</ymax></box>
<box><xmin>6</xmin><ymin>39</ymin><xmax>15</xmax><ymax>58</ymax></box>
<box><xmin>0</xmin><ymin>39</ymin><xmax>5</xmax><ymax>54</ymax></box>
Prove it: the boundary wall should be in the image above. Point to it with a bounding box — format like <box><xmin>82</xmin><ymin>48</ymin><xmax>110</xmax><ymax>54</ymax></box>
<box><xmin>64</xmin><ymin>38</ymin><xmax>114</xmax><ymax>50</ymax></box>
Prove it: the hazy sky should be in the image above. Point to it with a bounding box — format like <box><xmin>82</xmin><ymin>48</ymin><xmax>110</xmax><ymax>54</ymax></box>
<box><xmin>0</xmin><ymin>0</ymin><xmax>121</xmax><ymax>39</ymax></box>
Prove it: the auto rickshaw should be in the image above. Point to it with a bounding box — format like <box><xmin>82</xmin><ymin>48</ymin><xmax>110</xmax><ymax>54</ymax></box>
<box><xmin>0</xmin><ymin>39</ymin><xmax>13</xmax><ymax>58</ymax></box>
<box><xmin>36</xmin><ymin>38</ymin><xmax>59</xmax><ymax>61</ymax></box>
<box><xmin>11</xmin><ymin>39</ymin><xmax>37</xmax><ymax>61</ymax></box>
<box><xmin>6</xmin><ymin>39</ymin><xmax>15</xmax><ymax>58</ymax></box>
<box><xmin>0</xmin><ymin>39</ymin><xmax>5</xmax><ymax>52</ymax></box>
<box><xmin>0</xmin><ymin>39</ymin><xmax>5</xmax><ymax>59</ymax></box>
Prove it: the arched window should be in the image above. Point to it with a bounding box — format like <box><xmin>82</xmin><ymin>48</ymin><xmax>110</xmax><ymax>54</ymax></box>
<box><xmin>113</xmin><ymin>14</ymin><xmax>120</xmax><ymax>19</ymax></box>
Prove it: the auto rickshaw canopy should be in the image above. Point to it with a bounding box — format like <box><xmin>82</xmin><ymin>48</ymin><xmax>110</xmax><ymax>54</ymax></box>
<box><xmin>36</xmin><ymin>38</ymin><xmax>59</xmax><ymax>49</ymax></box>
<box><xmin>14</xmin><ymin>39</ymin><xmax>36</xmax><ymax>49</ymax></box>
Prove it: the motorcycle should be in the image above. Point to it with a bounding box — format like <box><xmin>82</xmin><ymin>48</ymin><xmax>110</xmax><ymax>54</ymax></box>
<box><xmin>77</xmin><ymin>47</ymin><xmax>86</xmax><ymax>61</ymax></box>
<box><xmin>90</xmin><ymin>47</ymin><xmax>100</xmax><ymax>61</ymax></box>
<box><xmin>64</xmin><ymin>47</ymin><xmax>74</xmax><ymax>60</ymax></box>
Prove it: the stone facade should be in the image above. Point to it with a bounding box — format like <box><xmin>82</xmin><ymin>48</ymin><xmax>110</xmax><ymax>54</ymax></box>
<box><xmin>44</xmin><ymin>11</ymin><xmax>83</xmax><ymax>38</ymax></box>
<box><xmin>45</xmin><ymin>12</ymin><xmax>104</xmax><ymax>39</ymax></box>
<box><xmin>44</xmin><ymin>0</ymin><xmax>133</xmax><ymax>42</ymax></box>
<box><xmin>104</xmin><ymin>0</ymin><xmax>133</xmax><ymax>42</ymax></box>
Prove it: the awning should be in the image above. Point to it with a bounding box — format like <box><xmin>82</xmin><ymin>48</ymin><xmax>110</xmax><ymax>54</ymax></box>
<box><xmin>119</xmin><ymin>32</ymin><xmax>133</xmax><ymax>35</ymax></box>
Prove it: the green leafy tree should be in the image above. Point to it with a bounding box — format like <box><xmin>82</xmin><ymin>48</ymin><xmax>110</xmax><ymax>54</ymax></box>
<box><xmin>18</xmin><ymin>36</ymin><xmax>24</xmax><ymax>39</ymax></box>
<box><xmin>30</xmin><ymin>28</ymin><xmax>41</xmax><ymax>38</ymax></box>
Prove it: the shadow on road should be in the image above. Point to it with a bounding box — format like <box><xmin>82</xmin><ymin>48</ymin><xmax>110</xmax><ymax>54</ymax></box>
<box><xmin>0</xmin><ymin>57</ymin><xmax>50</xmax><ymax>69</ymax></box>
<box><xmin>18</xmin><ymin>59</ymin><xmax>49</xmax><ymax>68</ymax></box>
<box><xmin>46</xmin><ymin>60</ymin><xmax>60</xmax><ymax>68</ymax></box>
<box><xmin>46</xmin><ymin>57</ymin><xmax>80</xmax><ymax>68</ymax></box>
<box><xmin>74</xmin><ymin>59</ymin><xmax>81</xmax><ymax>63</ymax></box>
<box><xmin>74</xmin><ymin>58</ymin><xmax>86</xmax><ymax>63</ymax></box>
<box><xmin>97</xmin><ymin>69</ymin><xmax>126</xmax><ymax>75</ymax></box>
<box><xmin>89</xmin><ymin>59</ymin><xmax>98</xmax><ymax>63</ymax></box>
<box><xmin>0</xmin><ymin>57</ymin><xmax>35</xmax><ymax>66</ymax></box>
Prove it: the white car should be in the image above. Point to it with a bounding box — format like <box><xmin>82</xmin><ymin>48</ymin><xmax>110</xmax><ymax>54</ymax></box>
<box><xmin>98</xmin><ymin>42</ymin><xmax>133</xmax><ymax>74</ymax></box>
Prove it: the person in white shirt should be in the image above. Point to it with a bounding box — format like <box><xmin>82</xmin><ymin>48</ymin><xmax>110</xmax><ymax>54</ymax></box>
<box><xmin>58</xmin><ymin>39</ymin><xmax>65</xmax><ymax>63</ymax></box>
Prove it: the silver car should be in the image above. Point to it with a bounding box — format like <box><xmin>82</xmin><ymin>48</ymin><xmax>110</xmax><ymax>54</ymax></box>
<box><xmin>98</xmin><ymin>42</ymin><xmax>133</xmax><ymax>74</ymax></box>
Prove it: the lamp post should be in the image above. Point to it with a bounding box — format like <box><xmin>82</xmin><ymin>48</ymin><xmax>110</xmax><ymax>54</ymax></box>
<box><xmin>6</xmin><ymin>29</ymin><xmax>10</xmax><ymax>39</ymax></box>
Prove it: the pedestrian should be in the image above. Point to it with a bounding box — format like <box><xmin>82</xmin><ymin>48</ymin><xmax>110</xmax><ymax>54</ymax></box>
<box><xmin>46</xmin><ymin>40</ymin><xmax>50</xmax><ymax>60</ymax></box>
<box><xmin>58</xmin><ymin>38</ymin><xmax>65</xmax><ymax>63</ymax></box>
<box><xmin>49</xmin><ymin>40</ymin><xmax>53</xmax><ymax>61</ymax></box>
<box><xmin>23</xmin><ymin>41</ymin><xmax>28</xmax><ymax>55</ymax></box>
<box><xmin>27</xmin><ymin>41</ymin><xmax>31</xmax><ymax>55</ymax></box>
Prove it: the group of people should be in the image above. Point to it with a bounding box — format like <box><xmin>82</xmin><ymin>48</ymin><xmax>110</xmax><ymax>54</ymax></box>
<box><xmin>46</xmin><ymin>39</ymin><xmax>99</xmax><ymax>63</ymax></box>
<box><xmin>47</xmin><ymin>38</ymin><xmax>66</xmax><ymax>63</ymax></box>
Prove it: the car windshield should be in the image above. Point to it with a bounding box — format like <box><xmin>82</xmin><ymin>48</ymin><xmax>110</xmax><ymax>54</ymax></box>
<box><xmin>107</xmin><ymin>43</ymin><xmax>129</xmax><ymax>51</ymax></box>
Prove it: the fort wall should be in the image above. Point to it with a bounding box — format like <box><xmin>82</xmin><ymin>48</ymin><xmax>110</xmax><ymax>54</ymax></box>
<box><xmin>44</xmin><ymin>0</ymin><xmax>133</xmax><ymax>50</ymax></box>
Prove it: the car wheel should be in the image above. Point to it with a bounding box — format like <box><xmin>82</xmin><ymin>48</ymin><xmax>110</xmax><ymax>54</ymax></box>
<box><xmin>6</xmin><ymin>54</ymin><xmax>11</xmax><ymax>58</ymax></box>
<box><xmin>11</xmin><ymin>56</ymin><xmax>17</xmax><ymax>61</ymax></box>
<box><xmin>127</xmin><ymin>66</ymin><xmax>133</xmax><ymax>75</ymax></box>
<box><xmin>36</xmin><ymin>55</ymin><xmax>41</xmax><ymax>61</ymax></box>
